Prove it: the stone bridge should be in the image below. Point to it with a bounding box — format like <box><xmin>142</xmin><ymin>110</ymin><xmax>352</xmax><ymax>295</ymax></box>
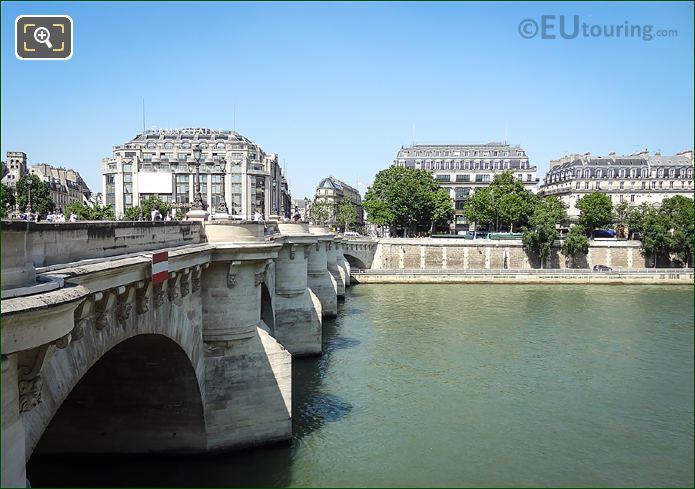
<box><xmin>341</xmin><ymin>238</ymin><xmax>378</xmax><ymax>270</ymax></box>
<box><xmin>0</xmin><ymin>220</ymin><xmax>353</xmax><ymax>488</ymax></box>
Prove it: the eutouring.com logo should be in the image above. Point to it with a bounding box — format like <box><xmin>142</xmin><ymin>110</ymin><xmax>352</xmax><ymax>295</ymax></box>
<box><xmin>518</xmin><ymin>15</ymin><xmax>678</xmax><ymax>41</ymax></box>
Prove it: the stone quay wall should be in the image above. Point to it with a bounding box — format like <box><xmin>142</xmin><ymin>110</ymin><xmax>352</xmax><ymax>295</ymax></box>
<box><xmin>370</xmin><ymin>238</ymin><xmax>657</xmax><ymax>271</ymax></box>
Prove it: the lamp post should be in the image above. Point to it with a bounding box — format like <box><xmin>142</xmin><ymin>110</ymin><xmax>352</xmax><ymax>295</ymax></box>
<box><xmin>215</xmin><ymin>158</ymin><xmax>229</xmax><ymax>215</ymax></box>
<box><xmin>190</xmin><ymin>145</ymin><xmax>205</xmax><ymax>210</ymax></box>
<box><xmin>25</xmin><ymin>179</ymin><xmax>33</xmax><ymax>214</ymax></box>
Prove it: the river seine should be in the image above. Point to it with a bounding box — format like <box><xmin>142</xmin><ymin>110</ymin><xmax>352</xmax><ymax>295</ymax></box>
<box><xmin>29</xmin><ymin>284</ymin><xmax>693</xmax><ymax>487</ymax></box>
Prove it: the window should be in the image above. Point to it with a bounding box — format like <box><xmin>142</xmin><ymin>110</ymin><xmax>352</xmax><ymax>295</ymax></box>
<box><xmin>143</xmin><ymin>153</ymin><xmax>153</xmax><ymax>161</ymax></box>
<box><xmin>456</xmin><ymin>174</ymin><xmax>470</xmax><ymax>182</ymax></box>
<box><xmin>596</xmin><ymin>169</ymin><xmax>602</xmax><ymax>178</ymax></box>
<box><xmin>216</xmin><ymin>142</ymin><xmax>225</xmax><ymax>149</ymax></box>
<box><xmin>576</xmin><ymin>182</ymin><xmax>580</xmax><ymax>189</ymax></box>
<box><xmin>454</xmin><ymin>187</ymin><xmax>467</xmax><ymax>199</ymax></box>
<box><xmin>619</xmin><ymin>182</ymin><xmax>624</xmax><ymax>189</ymax></box>
<box><xmin>175</xmin><ymin>174</ymin><xmax>190</xmax><ymax>204</ymax></box>
<box><xmin>122</xmin><ymin>163</ymin><xmax>132</xmax><ymax>172</ymax></box>
<box><xmin>584</xmin><ymin>181</ymin><xmax>589</xmax><ymax>189</ymax></box>
<box><xmin>455</xmin><ymin>201</ymin><xmax>465</xmax><ymax>210</ymax></box>
<box><xmin>211</xmin><ymin>174</ymin><xmax>224</xmax><ymax>208</ymax></box>
<box><xmin>198</xmin><ymin>142</ymin><xmax>208</xmax><ymax>149</ymax></box>
<box><xmin>145</xmin><ymin>141</ymin><xmax>156</xmax><ymax>149</ymax></box>
<box><xmin>641</xmin><ymin>182</ymin><xmax>646</xmax><ymax>189</ymax></box>
<box><xmin>475</xmin><ymin>174</ymin><xmax>490</xmax><ymax>183</ymax></box>
<box><xmin>630</xmin><ymin>194</ymin><xmax>635</xmax><ymax>203</ymax></box>
<box><xmin>669</xmin><ymin>181</ymin><xmax>674</xmax><ymax>189</ymax></box>
<box><xmin>164</xmin><ymin>142</ymin><xmax>174</xmax><ymax>150</ymax></box>
<box><xmin>658</xmin><ymin>181</ymin><xmax>663</xmax><ymax>189</ymax></box>
<box><xmin>436</xmin><ymin>174</ymin><xmax>450</xmax><ymax>182</ymax></box>
<box><xmin>181</xmin><ymin>141</ymin><xmax>191</xmax><ymax>149</ymax></box>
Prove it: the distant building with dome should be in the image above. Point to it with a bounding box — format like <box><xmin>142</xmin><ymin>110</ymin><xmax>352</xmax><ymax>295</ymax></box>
<box><xmin>313</xmin><ymin>176</ymin><xmax>364</xmax><ymax>227</ymax></box>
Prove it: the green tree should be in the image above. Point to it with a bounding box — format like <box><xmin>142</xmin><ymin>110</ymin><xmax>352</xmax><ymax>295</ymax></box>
<box><xmin>310</xmin><ymin>200</ymin><xmax>330</xmax><ymax>226</ymax></box>
<box><xmin>1</xmin><ymin>183</ymin><xmax>15</xmax><ymax>218</ymax></box>
<box><xmin>641</xmin><ymin>207</ymin><xmax>671</xmax><ymax>268</ymax></box>
<box><xmin>363</xmin><ymin>166</ymin><xmax>444</xmax><ymax>236</ymax></box>
<box><xmin>16</xmin><ymin>174</ymin><xmax>54</xmax><ymax>215</ymax></box>
<box><xmin>613</xmin><ymin>200</ymin><xmax>630</xmax><ymax>222</ymax></box>
<box><xmin>121</xmin><ymin>196</ymin><xmax>171</xmax><ymax>221</ymax></box>
<box><xmin>625</xmin><ymin>203</ymin><xmax>650</xmax><ymax>239</ymax></box>
<box><xmin>461</xmin><ymin>171</ymin><xmax>536</xmax><ymax>233</ymax></box>
<box><xmin>336</xmin><ymin>201</ymin><xmax>358</xmax><ymax>232</ymax></box>
<box><xmin>462</xmin><ymin>187</ymin><xmax>495</xmax><ymax>233</ymax></box>
<box><xmin>561</xmin><ymin>225</ymin><xmax>590</xmax><ymax>268</ymax></box>
<box><xmin>123</xmin><ymin>205</ymin><xmax>144</xmax><ymax>221</ymax></box>
<box><xmin>430</xmin><ymin>188</ymin><xmax>454</xmax><ymax>233</ymax></box>
<box><xmin>65</xmin><ymin>202</ymin><xmax>115</xmax><ymax>221</ymax></box>
<box><xmin>576</xmin><ymin>192</ymin><xmax>613</xmax><ymax>235</ymax></box>
<box><xmin>490</xmin><ymin>171</ymin><xmax>537</xmax><ymax>232</ymax></box>
<box><xmin>522</xmin><ymin>196</ymin><xmax>567</xmax><ymax>268</ymax></box>
<box><xmin>661</xmin><ymin>196</ymin><xmax>694</xmax><ymax>267</ymax></box>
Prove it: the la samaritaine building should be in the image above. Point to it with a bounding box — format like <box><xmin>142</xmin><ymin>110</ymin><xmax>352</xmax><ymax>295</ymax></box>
<box><xmin>539</xmin><ymin>149</ymin><xmax>694</xmax><ymax>221</ymax></box>
<box><xmin>393</xmin><ymin>142</ymin><xmax>539</xmax><ymax>230</ymax></box>
<box><xmin>101</xmin><ymin>128</ymin><xmax>290</xmax><ymax>219</ymax></box>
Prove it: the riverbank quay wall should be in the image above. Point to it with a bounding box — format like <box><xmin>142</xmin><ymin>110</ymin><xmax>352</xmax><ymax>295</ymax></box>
<box><xmin>352</xmin><ymin>269</ymin><xmax>694</xmax><ymax>284</ymax></box>
<box><xmin>0</xmin><ymin>220</ymin><xmax>346</xmax><ymax>488</ymax></box>
<box><xmin>355</xmin><ymin>238</ymin><xmax>679</xmax><ymax>271</ymax></box>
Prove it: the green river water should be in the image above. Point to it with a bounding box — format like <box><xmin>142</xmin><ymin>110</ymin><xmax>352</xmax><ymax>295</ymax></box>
<box><xmin>30</xmin><ymin>284</ymin><xmax>694</xmax><ymax>487</ymax></box>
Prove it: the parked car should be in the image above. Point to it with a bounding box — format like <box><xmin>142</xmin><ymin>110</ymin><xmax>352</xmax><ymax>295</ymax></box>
<box><xmin>343</xmin><ymin>231</ymin><xmax>361</xmax><ymax>237</ymax></box>
<box><xmin>592</xmin><ymin>264</ymin><xmax>613</xmax><ymax>272</ymax></box>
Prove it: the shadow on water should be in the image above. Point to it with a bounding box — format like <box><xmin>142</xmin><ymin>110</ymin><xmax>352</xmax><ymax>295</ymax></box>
<box><xmin>28</xmin><ymin>298</ymin><xmax>358</xmax><ymax>488</ymax></box>
<box><xmin>291</xmin><ymin>312</ymin><xmax>355</xmax><ymax>440</ymax></box>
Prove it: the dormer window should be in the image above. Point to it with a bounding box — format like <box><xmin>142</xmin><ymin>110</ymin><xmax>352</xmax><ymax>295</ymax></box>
<box><xmin>145</xmin><ymin>141</ymin><xmax>156</xmax><ymax>149</ymax></box>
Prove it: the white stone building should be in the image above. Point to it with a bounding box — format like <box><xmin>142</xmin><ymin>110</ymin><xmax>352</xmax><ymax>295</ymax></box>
<box><xmin>29</xmin><ymin>163</ymin><xmax>92</xmax><ymax>210</ymax></box>
<box><xmin>539</xmin><ymin>149</ymin><xmax>694</xmax><ymax>220</ymax></box>
<box><xmin>393</xmin><ymin>142</ymin><xmax>539</xmax><ymax>230</ymax></box>
<box><xmin>102</xmin><ymin>128</ymin><xmax>288</xmax><ymax>219</ymax></box>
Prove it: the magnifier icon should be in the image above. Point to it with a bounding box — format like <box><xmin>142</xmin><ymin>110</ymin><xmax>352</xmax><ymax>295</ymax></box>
<box><xmin>33</xmin><ymin>27</ymin><xmax>53</xmax><ymax>49</ymax></box>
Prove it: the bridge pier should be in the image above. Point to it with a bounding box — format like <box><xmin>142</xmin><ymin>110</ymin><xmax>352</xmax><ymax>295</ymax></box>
<box><xmin>307</xmin><ymin>226</ymin><xmax>338</xmax><ymax>318</ymax></box>
<box><xmin>273</xmin><ymin>224</ymin><xmax>323</xmax><ymax>356</ymax></box>
<box><xmin>202</xmin><ymin>221</ymin><xmax>291</xmax><ymax>450</ymax></box>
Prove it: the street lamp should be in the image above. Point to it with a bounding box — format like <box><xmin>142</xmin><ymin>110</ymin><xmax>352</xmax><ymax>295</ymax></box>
<box><xmin>215</xmin><ymin>158</ymin><xmax>229</xmax><ymax>214</ymax></box>
<box><xmin>25</xmin><ymin>178</ymin><xmax>33</xmax><ymax>214</ymax></box>
<box><xmin>190</xmin><ymin>145</ymin><xmax>205</xmax><ymax>210</ymax></box>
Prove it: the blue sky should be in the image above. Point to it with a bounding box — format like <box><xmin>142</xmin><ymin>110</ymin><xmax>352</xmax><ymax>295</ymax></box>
<box><xmin>2</xmin><ymin>1</ymin><xmax>693</xmax><ymax>199</ymax></box>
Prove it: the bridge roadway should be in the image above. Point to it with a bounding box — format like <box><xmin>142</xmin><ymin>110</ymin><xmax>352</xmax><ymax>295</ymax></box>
<box><xmin>0</xmin><ymin>220</ymin><xmax>368</xmax><ymax>488</ymax></box>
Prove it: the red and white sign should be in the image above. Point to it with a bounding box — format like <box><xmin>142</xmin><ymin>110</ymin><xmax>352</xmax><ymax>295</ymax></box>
<box><xmin>152</xmin><ymin>251</ymin><xmax>168</xmax><ymax>284</ymax></box>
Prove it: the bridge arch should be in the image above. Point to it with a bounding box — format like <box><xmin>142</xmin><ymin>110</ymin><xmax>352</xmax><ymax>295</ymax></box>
<box><xmin>260</xmin><ymin>281</ymin><xmax>275</xmax><ymax>333</ymax></box>
<box><xmin>343</xmin><ymin>253</ymin><xmax>368</xmax><ymax>270</ymax></box>
<box><xmin>22</xmin><ymin>294</ymin><xmax>206</xmax><ymax>461</ymax></box>
<box><xmin>30</xmin><ymin>334</ymin><xmax>206</xmax><ymax>464</ymax></box>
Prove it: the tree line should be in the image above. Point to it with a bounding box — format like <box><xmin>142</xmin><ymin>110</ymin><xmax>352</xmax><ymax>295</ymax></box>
<box><xmin>361</xmin><ymin>166</ymin><xmax>694</xmax><ymax>267</ymax></box>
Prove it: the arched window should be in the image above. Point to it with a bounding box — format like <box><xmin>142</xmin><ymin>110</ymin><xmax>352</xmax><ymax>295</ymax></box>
<box><xmin>596</xmin><ymin>169</ymin><xmax>602</xmax><ymax>178</ymax></box>
<box><xmin>669</xmin><ymin>168</ymin><xmax>675</xmax><ymax>178</ymax></box>
<box><xmin>641</xmin><ymin>168</ymin><xmax>647</xmax><ymax>178</ymax></box>
<box><xmin>657</xmin><ymin>168</ymin><xmax>664</xmax><ymax>178</ymax></box>
<box><xmin>608</xmin><ymin>169</ymin><xmax>614</xmax><ymax>178</ymax></box>
<box><xmin>164</xmin><ymin>142</ymin><xmax>174</xmax><ymax>149</ymax></box>
<box><xmin>584</xmin><ymin>169</ymin><xmax>590</xmax><ymax>178</ymax></box>
<box><xmin>145</xmin><ymin>141</ymin><xmax>156</xmax><ymax>149</ymax></box>
<box><xmin>199</xmin><ymin>142</ymin><xmax>208</xmax><ymax>149</ymax></box>
<box><xmin>181</xmin><ymin>141</ymin><xmax>191</xmax><ymax>149</ymax></box>
<box><xmin>216</xmin><ymin>142</ymin><xmax>225</xmax><ymax>149</ymax></box>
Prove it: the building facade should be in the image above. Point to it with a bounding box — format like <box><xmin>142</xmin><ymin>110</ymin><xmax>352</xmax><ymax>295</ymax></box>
<box><xmin>1</xmin><ymin>152</ymin><xmax>28</xmax><ymax>188</ymax></box>
<box><xmin>313</xmin><ymin>176</ymin><xmax>364</xmax><ymax>227</ymax></box>
<box><xmin>101</xmin><ymin>128</ymin><xmax>289</xmax><ymax>219</ymax></box>
<box><xmin>540</xmin><ymin>150</ymin><xmax>694</xmax><ymax>220</ymax></box>
<box><xmin>29</xmin><ymin>163</ymin><xmax>92</xmax><ymax>210</ymax></box>
<box><xmin>393</xmin><ymin>143</ymin><xmax>539</xmax><ymax>229</ymax></box>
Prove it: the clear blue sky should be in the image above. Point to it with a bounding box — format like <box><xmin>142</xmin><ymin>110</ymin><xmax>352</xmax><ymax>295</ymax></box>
<box><xmin>2</xmin><ymin>1</ymin><xmax>693</xmax><ymax>199</ymax></box>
